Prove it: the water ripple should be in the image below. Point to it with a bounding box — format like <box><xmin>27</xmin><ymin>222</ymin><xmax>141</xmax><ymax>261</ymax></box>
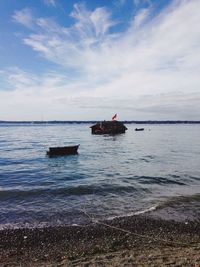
<box><xmin>0</xmin><ymin>123</ymin><xmax>200</xmax><ymax>227</ymax></box>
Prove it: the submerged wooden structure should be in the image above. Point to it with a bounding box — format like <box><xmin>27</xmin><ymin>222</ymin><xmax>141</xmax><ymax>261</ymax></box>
<box><xmin>90</xmin><ymin>120</ymin><xmax>127</xmax><ymax>135</ymax></box>
<box><xmin>47</xmin><ymin>145</ymin><xmax>79</xmax><ymax>157</ymax></box>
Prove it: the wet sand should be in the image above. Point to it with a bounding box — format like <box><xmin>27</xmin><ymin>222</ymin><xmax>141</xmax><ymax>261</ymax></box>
<box><xmin>0</xmin><ymin>215</ymin><xmax>200</xmax><ymax>266</ymax></box>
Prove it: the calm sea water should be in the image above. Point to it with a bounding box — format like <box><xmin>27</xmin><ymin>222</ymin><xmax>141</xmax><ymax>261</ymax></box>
<box><xmin>0</xmin><ymin>123</ymin><xmax>200</xmax><ymax>229</ymax></box>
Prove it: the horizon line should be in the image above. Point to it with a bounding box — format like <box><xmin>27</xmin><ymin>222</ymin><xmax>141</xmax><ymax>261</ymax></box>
<box><xmin>0</xmin><ymin>120</ymin><xmax>200</xmax><ymax>124</ymax></box>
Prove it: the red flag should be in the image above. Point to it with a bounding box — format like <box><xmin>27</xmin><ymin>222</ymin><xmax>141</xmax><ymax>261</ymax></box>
<box><xmin>112</xmin><ymin>114</ymin><xmax>117</xmax><ymax>120</ymax></box>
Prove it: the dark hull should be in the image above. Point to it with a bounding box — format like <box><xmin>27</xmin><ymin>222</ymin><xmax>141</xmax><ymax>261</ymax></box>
<box><xmin>47</xmin><ymin>145</ymin><xmax>79</xmax><ymax>157</ymax></box>
<box><xmin>135</xmin><ymin>128</ymin><xmax>144</xmax><ymax>131</ymax></box>
<box><xmin>92</xmin><ymin>129</ymin><xmax>126</xmax><ymax>135</ymax></box>
<box><xmin>91</xmin><ymin>121</ymin><xmax>127</xmax><ymax>135</ymax></box>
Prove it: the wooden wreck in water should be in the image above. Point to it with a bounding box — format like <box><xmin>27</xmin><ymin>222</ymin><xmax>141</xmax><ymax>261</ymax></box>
<box><xmin>135</xmin><ymin>128</ymin><xmax>144</xmax><ymax>131</ymax></box>
<box><xmin>90</xmin><ymin>120</ymin><xmax>127</xmax><ymax>135</ymax></box>
<box><xmin>47</xmin><ymin>145</ymin><xmax>79</xmax><ymax>157</ymax></box>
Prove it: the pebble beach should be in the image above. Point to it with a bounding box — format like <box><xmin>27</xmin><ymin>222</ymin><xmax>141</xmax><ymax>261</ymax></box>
<box><xmin>0</xmin><ymin>215</ymin><xmax>200</xmax><ymax>266</ymax></box>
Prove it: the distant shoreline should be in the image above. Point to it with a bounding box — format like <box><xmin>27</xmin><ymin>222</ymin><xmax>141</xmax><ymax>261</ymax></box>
<box><xmin>1</xmin><ymin>120</ymin><xmax>200</xmax><ymax>124</ymax></box>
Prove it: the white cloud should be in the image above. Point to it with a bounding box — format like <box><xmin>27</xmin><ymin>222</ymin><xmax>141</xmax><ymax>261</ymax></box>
<box><xmin>133</xmin><ymin>0</ymin><xmax>140</xmax><ymax>6</ymax></box>
<box><xmin>113</xmin><ymin>0</ymin><xmax>127</xmax><ymax>7</ymax></box>
<box><xmin>132</xmin><ymin>8</ymin><xmax>150</xmax><ymax>28</ymax></box>
<box><xmin>12</xmin><ymin>8</ymin><xmax>34</xmax><ymax>28</ymax></box>
<box><xmin>2</xmin><ymin>0</ymin><xmax>200</xmax><ymax>120</ymax></box>
<box><xmin>43</xmin><ymin>0</ymin><xmax>56</xmax><ymax>7</ymax></box>
<box><xmin>133</xmin><ymin>0</ymin><xmax>152</xmax><ymax>7</ymax></box>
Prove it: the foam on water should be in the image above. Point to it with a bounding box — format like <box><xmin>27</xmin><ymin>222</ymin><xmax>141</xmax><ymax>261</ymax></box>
<box><xmin>134</xmin><ymin>205</ymin><xmax>158</xmax><ymax>215</ymax></box>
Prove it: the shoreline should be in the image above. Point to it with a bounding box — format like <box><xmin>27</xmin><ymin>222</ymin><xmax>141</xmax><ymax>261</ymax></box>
<box><xmin>0</xmin><ymin>215</ymin><xmax>200</xmax><ymax>266</ymax></box>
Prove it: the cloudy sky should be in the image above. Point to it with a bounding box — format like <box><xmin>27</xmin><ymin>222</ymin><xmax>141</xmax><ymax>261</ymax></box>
<box><xmin>0</xmin><ymin>0</ymin><xmax>200</xmax><ymax>121</ymax></box>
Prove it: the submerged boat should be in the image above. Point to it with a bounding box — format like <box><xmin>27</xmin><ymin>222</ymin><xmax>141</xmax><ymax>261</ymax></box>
<box><xmin>90</xmin><ymin>120</ymin><xmax>127</xmax><ymax>135</ymax></box>
<box><xmin>135</xmin><ymin>128</ymin><xmax>144</xmax><ymax>131</ymax></box>
<box><xmin>47</xmin><ymin>145</ymin><xmax>79</xmax><ymax>157</ymax></box>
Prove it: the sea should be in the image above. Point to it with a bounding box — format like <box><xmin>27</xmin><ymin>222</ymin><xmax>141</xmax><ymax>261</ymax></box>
<box><xmin>0</xmin><ymin>122</ymin><xmax>200</xmax><ymax>229</ymax></box>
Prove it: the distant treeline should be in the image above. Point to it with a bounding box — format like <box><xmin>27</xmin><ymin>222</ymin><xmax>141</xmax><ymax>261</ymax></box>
<box><xmin>0</xmin><ymin>120</ymin><xmax>200</xmax><ymax>124</ymax></box>
<box><xmin>124</xmin><ymin>120</ymin><xmax>200</xmax><ymax>124</ymax></box>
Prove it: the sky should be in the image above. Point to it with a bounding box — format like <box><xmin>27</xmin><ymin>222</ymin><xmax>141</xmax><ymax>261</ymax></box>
<box><xmin>0</xmin><ymin>0</ymin><xmax>200</xmax><ymax>121</ymax></box>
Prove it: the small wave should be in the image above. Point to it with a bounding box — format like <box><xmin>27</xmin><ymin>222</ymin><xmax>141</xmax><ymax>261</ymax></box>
<box><xmin>144</xmin><ymin>193</ymin><xmax>200</xmax><ymax>222</ymax></box>
<box><xmin>105</xmin><ymin>205</ymin><xmax>159</xmax><ymax>221</ymax></box>
<box><xmin>134</xmin><ymin>205</ymin><xmax>158</xmax><ymax>215</ymax></box>
<box><xmin>140</xmin><ymin>155</ymin><xmax>155</xmax><ymax>162</ymax></box>
<box><xmin>157</xmin><ymin>193</ymin><xmax>200</xmax><ymax>208</ymax></box>
<box><xmin>0</xmin><ymin>184</ymin><xmax>143</xmax><ymax>200</ymax></box>
<box><xmin>136</xmin><ymin>175</ymin><xmax>186</xmax><ymax>185</ymax></box>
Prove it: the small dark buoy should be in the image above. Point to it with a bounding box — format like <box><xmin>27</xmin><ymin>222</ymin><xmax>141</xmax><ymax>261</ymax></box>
<box><xmin>135</xmin><ymin>128</ymin><xmax>144</xmax><ymax>131</ymax></box>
